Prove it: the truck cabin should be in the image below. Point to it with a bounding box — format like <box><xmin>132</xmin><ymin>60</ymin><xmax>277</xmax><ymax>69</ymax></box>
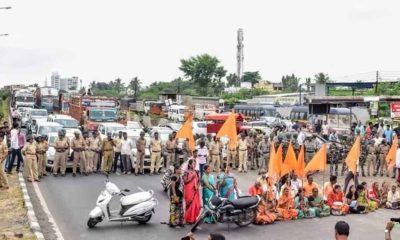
<box><xmin>326</xmin><ymin>107</ymin><xmax>358</xmax><ymax>135</ymax></box>
<box><xmin>204</xmin><ymin>113</ymin><xmax>245</xmax><ymax>134</ymax></box>
<box><xmin>85</xmin><ymin>108</ymin><xmax>118</xmax><ymax>131</ymax></box>
<box><xmin>233</xmin><ymin>105</ymin><xmax>277</xmax><ymax>120</ymax></box>
<box><xmin>289</xmin><ymin>106</ymin><xmax>308</xmax><ymax>127</ymax></box>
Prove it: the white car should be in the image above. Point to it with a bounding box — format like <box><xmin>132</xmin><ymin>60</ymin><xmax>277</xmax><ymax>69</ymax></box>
<box><xmin>48</xmin><ymin>114</ymin><xmax>80</xmax><ymax>135</ymax></box>
<box><xmin>192</xmin><ymin>121</ymin><xmax>207</xmax><ymax>136</ymax></box>
<box><xmin>130</xmin><ymin>134</ymin><xmax>164</xmax><ymax>172</ymax></box>
<box><xmin>98</xmin><ymin>122</ymin><xmax>127</xmax><ymax>139</ymax></box>
<box><xmin>27</xmin><ymin>109</ymin><xmax>48</xmax><ymax>123</ymax></box>
<box><xmin>46</xmin><ymin>131</ymin><xmax>75</xmax><ymax>169</ymax></box>
<box><xmin>126</xmin><ymin>121</ymin><xmax>143</xmax><ymax>131</ymax></box>
<box><xmin>158</xmin><ymin>123</ymin><xmax>182</xmax><ymax>131</ymax></box>
<box><xmin>33</xmin><ymin>122</ymin><xmax>63</xmax><ymax>137</ymax></box>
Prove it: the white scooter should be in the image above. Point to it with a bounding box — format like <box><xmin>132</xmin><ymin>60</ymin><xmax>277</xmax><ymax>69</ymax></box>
<box><xmin>87</xmin><ymin>178</ymin><xmax>158</xmax><ymax>228</ymax></box>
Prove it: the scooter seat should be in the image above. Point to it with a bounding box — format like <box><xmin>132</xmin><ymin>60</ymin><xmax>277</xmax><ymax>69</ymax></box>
<box><xmin>120</xmin><ymin>191</ymin><xmax>152</xmax><ymax>206</ymax></box>
<box><xmin>229</xmin><ymin>196</ymin><xmax>259</xmax><ymax>209</ymax></box>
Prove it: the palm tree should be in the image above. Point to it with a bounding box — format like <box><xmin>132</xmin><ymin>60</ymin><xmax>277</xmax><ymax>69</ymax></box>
<box><xmin>129</xmin><ymin>77</ymin><xmax>142</xmax><ymax>98</ymax></box>
<box><xmin>114</xmin><ymin>78</ymin><xmax>124</xmax><ymax>94</ymax></box>
<box><xmin>314</xmin><ymin>72</ymin><xmax>330</xmax><ymax>84</ymax></box>
<box><xmin>305</xmin><ymin>77</ymin><xmax>312</xmax><ymax>92</ymax></box>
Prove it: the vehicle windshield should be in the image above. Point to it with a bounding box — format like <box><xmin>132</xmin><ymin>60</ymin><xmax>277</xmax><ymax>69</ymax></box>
<box><xmin>49</xmin><ymin>135</ymin><xmax>57</xmax><ymax>147</ymax></box>
<box><xmin>16</xmin><ymin>96</ymin><xmax>34</xmax><ymax>102</ymax></box>
<box><xmin>89</xmin><ymin>110</ymin><xmax>116</xmax><ymax>121</ymax></box>
<box><xmin>38</xmin><ymin>125</ymin><xmax>62</xmax><ymax>135</ymax></box>
<box><xmin>195</xmin><ymin>122</ymin><xmax>206</xmax><ymax>128</ymax></box>
<box><xmin>127</xmin><ymin>122</ymin><xmax>141</xmax><ymax>129</ymax></box>
<box><xmin>106</xmin><ymin>126</ymin><xmax>126</xmax><ymax>134</ymax></box>
<box><xmin>260</xmin><ymin>109</ymin><xmax>276</xmax><ymax>117</ymax></box>
<box><xmin>30</xmin><ymin>110</ymin><xmax>48</xmax><ymax>117</ymax></box>
<box><xmin>169</xmin><ymin>123</ymin><xmax>182</xmax><ymax>130</ymax></box>
<box><xmin>54</xmin><ymin>119</ymin><xmax>78</xmax><ymax>128</ymax></box>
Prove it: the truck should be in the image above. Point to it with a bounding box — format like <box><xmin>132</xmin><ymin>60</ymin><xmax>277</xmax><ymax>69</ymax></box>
<box><xmin>204</xmin><ymin>113</ymin><xmax>249</xmax><ymax>135</ymax></box>
<box><xmin>53</xmin><ymin>93</ymin><xmax>71</xmax><ymax>115</ymax></box>
<box><xmin>69</xmin><ymin>95</ymin><xmax>119</xmax><ymax>131</ymax></box>
<box><xmin>13</xmin><ymin>89</ymin><xmax>35</xmax><ymax>109</ymax></box>
<box><xmin>35</xmin><ymin>87</ymin><xmax>58</xmax><ymax>112</ymax></box>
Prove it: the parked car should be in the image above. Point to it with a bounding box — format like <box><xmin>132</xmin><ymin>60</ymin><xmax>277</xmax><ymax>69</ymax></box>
<box><xmin>32</xmin><ymin>122</ymin><xmax>63</xmax><ymax>137</ymax></box>
<box><xmin>158</xmin><ymin>123</ymin><xmax>182</xmax><ymax>131</ymax></box>
<box><xmin>27</xmin><ymin>108</ymin><xmax>49</xmax><ymax>123</ymax></box>
<box><xmin>48</xmin><ymin>114</ymin><xmax>80</xmax><ymax>135</ymax></box>
<box><xmin>130</xmin><ymin>133</ymin><xmax>164</xmax><ymax>172</ymax></box>
<box><xmin>98</xmin><ymin>122</ymin><xmax>127</xmax><ymax>139</ymax></box>
<box><xmin>126</xmin><ymin>121</ymin><xmax>143</xmax><ymax>131</ymax></box>
<box><xmin>46</xmin><ymin>131</ymin><xmax>75</xmax><ymax>170</ymax></box>
<box><xmin>192</xmin><ymin>121</ymin><xmax>207</xmax><ymax>136</ymax></box>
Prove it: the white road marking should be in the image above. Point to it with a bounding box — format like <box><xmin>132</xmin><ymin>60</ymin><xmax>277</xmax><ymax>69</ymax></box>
<box><xmin>33</xmin><ymin>182</ymin><xmax>65</xmax><ymax>240</ymax></box>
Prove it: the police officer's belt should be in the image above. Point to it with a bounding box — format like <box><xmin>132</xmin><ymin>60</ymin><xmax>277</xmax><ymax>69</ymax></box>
<box><xmin>152</xmin><ymin>150</ymin><xmax>161</xmax><ymax>152</ymax></box>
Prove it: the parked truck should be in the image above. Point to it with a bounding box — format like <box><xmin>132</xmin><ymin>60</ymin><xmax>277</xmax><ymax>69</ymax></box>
<box><xmin>35</xmin><ymin>87</ymin><xmax>58</xmax><ymax>113</ymax></box>
<box><xmin>13</xmin><ymin>89</ymin><xmax>35</xmax><ymax>109</ymax></box>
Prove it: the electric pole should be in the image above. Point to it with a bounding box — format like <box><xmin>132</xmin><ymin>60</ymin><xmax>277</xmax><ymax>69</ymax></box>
<box><xmin>236</xmin><ymin>29</ymin><xmax>244</xmax><ymax>87</ymax></box>
<box><xmin>375</xmin><ymin>70</ymin><xmax>379</xmax><ymax>95</ymax></box>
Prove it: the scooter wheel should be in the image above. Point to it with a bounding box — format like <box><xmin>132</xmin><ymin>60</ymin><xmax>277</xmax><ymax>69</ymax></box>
<box><xmin>138</xmin><ymin>214</ymin><xmax>152</xmax><ymax>224</ymax></box>
<box><xmin>87</xmin><ymin>218</ymin><xmax>98</xmax><ymax>228</ymax></box>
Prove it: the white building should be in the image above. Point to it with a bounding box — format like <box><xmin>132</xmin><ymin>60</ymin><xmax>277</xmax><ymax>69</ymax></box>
<box><xmin>51</xmin><ymin>72</ymin><xmax>79</xmax><ymax>91</ymax></box>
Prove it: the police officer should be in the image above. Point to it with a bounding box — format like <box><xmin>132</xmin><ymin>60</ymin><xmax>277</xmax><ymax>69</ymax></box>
<box><xmin>366</xmin><ymin>139</ymin><xmax>378</xmax><ymax>177</ymax></box>
<box><xmin>22</xmin><ymin>135</ymin><xmax>39</xmax><ymax>182</ymax></box>
<box><xmin>102</xmin><ymin>132</ymin><xmax>115</xmax><ymax>174</ymax></box>
<box><xmin>247</xmin><ymin>132</ymin><xmax>257</xmax><ymax>170</ymax></box>
<box><xmin>150</xmin><ymin>132</ymin><xmax>162</xmax><ymax>175</ymax></box>
<box><xmin>238</xmin><ymin>133</ymin><xmax>249</xmax><ymax>173</ymax></box>
<box><xmin>359</xmin><ymin>138</ymin><xmax>368</xmax><ymax>177</ymax></box>
<box><xmin>378</xmin><ymin>139</ymin><xmax>390</xmax><ymax>177</ymax></box>
<box><xmin>36</xmin><ymin>135</ymin><xmax>48</xmax><ymax>178</ymax></box>
<box><xmin>135</xmin><ymin>132</ymin><xmax>146</xmax><ymax>175</ymax></box>
<box><xmin>71</xmin><ymin>131</ymin><xmax>87</xmax><ymax>176</ymax></box>
<box><xmin>329</xmin><ymin>141</ymin><xmax>339</xmax><ymax>176</ymax></box>
<box><xmin>0</xmin><ymin>132</ymin><xmax>9</xmax><ymax>189</ymax></box>
<box><xmin>209</xmin><ymin>136</ymin><xmax>222</xmax><ymax>173</ymax></box>
<box><xmin>226</xmin><ymin>138</ymin><xmax>237</xmax><ymax>169</ymax></box>
<box><xmin>258</xmin><ymin>135</ymin><xmax>270</xmax><ymax>173</ymax></box>
<box><xmin>88</xmin><ymin>131</ymin><xmax>101</xmax><ymax>173</ymax></box>
<box><xmin>53</xmin><ymin>130</ymin><xmax>69</xmax><ymax>177</ymax></box>
<box><xmin>113</xmin><ymin>131</ymin><xmax>123</xmax><ymax>174</ymax></box>
<box><xmin>165</xmin><ymin>134</ymin><xmax>176</xmax><ymax>167</ymax></box>
<box><xmin>304</xmin><ymin>136</ymin><xmax>316</xmax><ymax>163</ymax></box>
<box><xmin>83</xmin><ymin>131</ymin><xmax>91</xmax><ymax>174</ymax></box>
<box><xmin>28</xmin><ymin>119</ymin><xmax>38</xmax><ymax>134</ymax></box>
<box><xmin>341</xmin><ymin>136</ymin><xmax>352</xmax><ymax>176</ymax></box>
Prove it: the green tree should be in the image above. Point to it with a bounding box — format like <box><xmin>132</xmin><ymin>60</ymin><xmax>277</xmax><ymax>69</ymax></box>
<box><xmin>281</xmin><ymin>74</ymin><xmax>300</xmax><ymax>92</ymax></box>
<box><xmin>226</xmin><ymin>73</ymin><xmax>238</xmax><ymax>87</ymax></box>
<box><xmin>78</xmin><ymin>87</ymin><xmax>86</xmax><ymax>95</ymax></box>
<box><xmin>305</xmin><ymin>77</ymin><xmax>312</xmax><ymax>92</ymax></box>
<box><xmin>179</xmin><ymin>54</ymin><xmax>227</xmax><ymax>96</ymax></box>
<box><xmin>114</xmin><ymin>78</ymin><xmax>124</xmax><ymax>94</ymax></box>
<box><xmin>129</xmin><ymin>77</ymin><xmax>142</xmax><ymax>98</ymax></box>
<box><xmin>89</xmin><ymin>81</ymin><xmax>96</xmax><ymax>90</ymax></box>
<box><xmin>314</xmin><ymin>72</ymin><xmax>330</xmax><ymax>84</ymax></box>
<box><xmin>242</xmin><ymin>71</ymin><xmax>262</xmax><ymax>87</ymax></box>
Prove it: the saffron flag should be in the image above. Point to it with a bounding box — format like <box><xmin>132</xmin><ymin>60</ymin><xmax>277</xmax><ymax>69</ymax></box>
<box><xmin>274</xmin><ymin>144</ymin><xmax>283</xmax><ymax>177</ymax></box>
<box><xmin>216</xmin><ymin>112</ymin><xmax>237</xmax><ymax>150</ymax></box>
<box><xmin>281</xmin><ymin>143</ymin><xmax>298</xmax><ymax>177</ymax></box>
<box><xmin>295</xmin><ymin>145</ymin><xmax>305</xmax><ymax>178</ymax></box>
<box><xmin>268</xmin><ymin>144</ymin><xmax>283</xmax><ymax>178</ymax></box>
<box><xmin>304</xmin><ymin>144</ymin><xmax>327</xmax><ymax>174</ymax></box>
<box><xmin>268</xmin><ymin>144</ymin><xmax>277</xmax><ymax>177</ymax></box>
<box><xmin>175</xmin><ymin>114</ymin><xmax>195</xmax><ymax>151</ymax></box>
<box><xmin>345</xmin><ymin>136</ymin><xmax>361</xmax><ymax>174</ymax></box>
<box><xmin>386</xmin><ymin>136</ymin><xmax>398</xmax><ymax>171</ymax></box>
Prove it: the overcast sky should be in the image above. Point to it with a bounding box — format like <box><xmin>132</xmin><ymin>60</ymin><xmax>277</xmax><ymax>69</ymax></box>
<box><xmin>1</xmin><ymin>0</ymin><xmax>399</xmax><ymax>88</ymax></box>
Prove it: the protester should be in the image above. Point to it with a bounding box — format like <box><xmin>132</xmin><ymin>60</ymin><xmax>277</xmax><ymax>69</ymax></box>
<box><xmin>294</xmin><ymin>188</ymin><xmax>316</xmax><ymax>219</ymax></box>
<box><xmin>0</xmin><ymin>133</ymin><xmax>9</xmax><ymax>190</ymax></box>
<box><xmin>327</xmin><ymin>185</ymin><xmax>349</xmax><ymax>216</ymax></box>
<box><xmin>201</xmin><ymin>164</ymin><xmax>216</xmax><ymax>223</ymax></box>
<box><xmin>345</xmin><ymin>185</ymin><xmax>365</xmax><ymax>214</ymax></box>
<box><xmin>169</xmin><ymin>165</ymin><xmax>184</xmax><ymax>228</ymax></box>
<box><xmin>7</xmin><ymin>124</ymin><xmax>24</xmax><ymax>173</ymax></box>
<box><xmin>386</xmin><ymin>185</ymin><xmax>400</xmax><ymax>209</ymax></box>
<box><xmin>308</xmin><ymin>187</ymin><xmax>330</xmax><ymax>217</ymax></box>
<box><xmin>304</xmin><ymin>175</ymin><xmax>320</xmax><ymax>197</ymax></box>
<box><xmin>324</xmin><ymin>175</ymin><xmax>337</xmax><ymax>200</ymax></box>
<box><xmin>255</xmin><ymin>191</ymin><xmax>278</xmax><ymax>225</ymax></box>
<box><xmin>183</xmin><ymin>159</ymin><xmax>201</xmax><ymax>224</ymax></box>
<box><xmin>217</xmin><ymin>163</ymin><xmax>238</xmax><ymax>201</ymax></box>
<box><xmin>368</xmin><ymin>182</ymin><xmax>382</xmax><ymax>207</ymax></box>
<box><xmin>120</xmin><ymin>132</ymin><xmax>133</xmax><ymax>174</ymax></box>
<box><xmin>248</xmin><ymin>181</ymin><xmax>263</xmax><ymax>197</ymax></box>
<box><xmin>197</xmin><ymin>141</ymin><xmax>208</xmax><ymax>178</ymax></box>
<box><xmin>356</xmin><ymin>184</ymin><xmax>376</xmax><ymax>212</ymax></box>
<box><xmin>277</xmin><ymin>186</ymin><xmax>298</xmax><ymax>220</ymax></box>
<box><xmin>381</xmin><ymin>182</ymin><xmax>389</xmax><ymax>207</ymax></box>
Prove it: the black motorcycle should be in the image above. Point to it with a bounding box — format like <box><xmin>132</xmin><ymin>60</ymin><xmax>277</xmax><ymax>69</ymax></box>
<box><xmin>191</xmin><ymin>194</ymin><xmax>261</xmax><ymax>232</ymax></box>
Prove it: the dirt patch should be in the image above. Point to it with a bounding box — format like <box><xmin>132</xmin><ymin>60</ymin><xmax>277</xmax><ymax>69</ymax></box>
<box><xmin>0</xmin><ymin>174</ymin><xmax>36</xmax><ymax>240</ymax></box>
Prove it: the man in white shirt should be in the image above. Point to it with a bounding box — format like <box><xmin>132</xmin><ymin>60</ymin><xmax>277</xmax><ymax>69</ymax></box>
<box><xmin>291</xmin><ymin>174</ymin><xmax>303</xmax><ymax>196</ymax></box>
<box><xmin>196</xmin><ymin>141</ymin><xmax>208</xmax><ymax>177</ymax></box>
<box><xmin>7</xmin><ymin>124</ymin><xmax>24</xmax><ymax>173</ymax></box>
<box><xmin>297</xmin><ymin>127</ymin><xmax>306</xmax><ymax>145</ymax></box>
<box><xmin>387</xmin><ymin>185</ymin><xmax>400</xmax><ymax>209</ymax></box>
<box><xmin>120</xmin><ymin>132</ymin><xmax>134</xmax><ymax>174</ymax></box>
<box><xmin>322</xmin><ymin>121</ymin><xmax>329</xmax><ymax>140</ymax></box>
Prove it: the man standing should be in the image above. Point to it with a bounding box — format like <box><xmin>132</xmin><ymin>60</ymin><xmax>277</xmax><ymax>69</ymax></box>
<box><xmin>238</xmin><ymin>133</ymin><xmax>249</xmax><ymax>173</ymax></box>
<box><xmin>297</xmin><ymin>127</ymin><xmax>306</xmax><ymax>145</ymax></box>
<box><xmin>22</xmin><ymin>135</ymin><xmax>39</xmax><ymax>182</ymax></box>
<box><xmin>226</xmin><ymin>139</ymin><xmax>237</xmax><ymax>169</ymax></box>
<box><xmin>7</xmin><ymin>124</ymin><xmax>24</xmax><ymax>173</ymax></box>
<box><xmin>0</xmin><ymin>133</ymin><xmax>9</xmax><ymax>190</ymax></box>
<box><xmin>135</xmin><ymin>132</ymin><xmax>146</xmax><ymax>176</ymax></box>
<box><xmin>71</xmin><ymin>131</ymin><xmax>87</xmax><ymax>177</ymax></box>
<box><xmin>28</xmin><ymin>119</ymin><xmax>38</xmax><ymax>135</ymax></box>
<box><xmin>304</xmin><ymin>136</ymin><xmax>316</xmax><ymax>163</ymax></box>
<box><xmin>378</xmin><ymin>139</ymin><xmax>390</xmax><ymax>177</ymax></box>
<box><xmin>101</xmin><ymin>132</ymin><xmax>115</xmax><ymax>174</ymax></box>
<box><xmin>366</xmin><ymin>140</ymin><xmax>378</xmax><ymax>176</ymax></box>
<box><xmin>322</xmin><ymin>121</ymin><xmax>329</xmax><ymax>140</ymax></box>
<box><xmin>36</xmin><ymin>136</ymin><xmax>48</xmax><ymax>178</ymax></box>
<box><xmin>329</xmin><ymin>130</ymin><xmax>338</xmax><ymax>142</ymax></box>
<box><xmin>83</xmin><ymin>131</ymin><xmax>91</xmax><ymax>173</ymax></box>
<box><xmin>209</xmin><ymin>136</ymin><xmax>221</xmax><ymax>173</ymax></box>
<box><xmin>384</xmin><ymin>125</ymin><xmax>393</xmax><ymax>145</ymax></box>
<box><xmin>165</xmin><ymin>134</ymin><xmax>176</xmax><ymax>167</ymax></box>
<box><xmin>247</xmin><ymin>133</ymin><xmax>257</xmax><ymax>170</ymax></box>
<box><xmin>113</xmin><ymin>131</ymin><xmax>123</xmax><ymax>174</ymax></box>
<box><xmin>88</xmin><ymin>131</ymin><xmax>101</xmax><ymax>173</ymax></box>
<box><xmin>257</xmin><ymin>135</ymin><xmax>270</xmax><ymax>172</ymax></box>
<box><xmin>53</xmin><ymin>130</ymin><xmax>69</xmax><ymax>177</ymax></box>
<box><xmin>150</xmin><ymin>132</ymin><xmax>162</xmax><ymax>175</ymax></box>
<box><xmin>329</xmin><ymin>142</ymin><xmax>339</xmax><ymax>176</ymax></box>
<box><xmin>120</xmin><ymin>132</ymin><xmax>133</xmax><ymax>174</ymax></box>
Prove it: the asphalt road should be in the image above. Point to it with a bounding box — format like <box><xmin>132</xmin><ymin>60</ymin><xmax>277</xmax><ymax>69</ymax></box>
<box><xmin>29</xmin><ymin>170</ymin><xmax>400</xmax><ymax>240</ymax></box>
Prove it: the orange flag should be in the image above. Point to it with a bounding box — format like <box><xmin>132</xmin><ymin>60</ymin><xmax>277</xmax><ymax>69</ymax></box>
<box><xmin>268</xmin><ymin>144</ymin><xmax>277</xmax><ymax>177</ymax></box>
<box><xmin>175</xmin><ymin>114</ymin><xmax>195</xmax><ymax>151</ymax></box>
<box><xmin>386</xmin><ymin>136</ymin><xmax>398</xmax><ymax>171</ymax></box>
<box><xmin>304</xmin><ymin>144</ymin><xmax>327</xmax><ymax>174</ymax></box>
<box><xmin>216</xmin><ymin>112</ymin><xmax>237</xmax><ymax>150</ymax></box>
<box><xmin>274</xmin><ymin>144</ymin><xmax>283</xmax><ymax>177</ymax></box>
<box><xmin>295</xmin><ymin>145</ymin><xmax>305</xmax><ymax>178</ymax></box>
<box><xmin>345</xmin><ymin>136</ymin><xmax>361</xmax><ymax>174</ymax></box>
<box><xmin>281</xmin><ymin>143</ymin><xmax>297</xmax><ymax>177</ymax></box>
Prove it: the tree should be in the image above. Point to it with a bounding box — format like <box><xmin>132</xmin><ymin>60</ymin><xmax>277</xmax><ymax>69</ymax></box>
<box><xmin>89</xmin><ymin>81</ymin><xmax>96</xmax><ymax>90</ymax></box>
<box><xmin>226</xmin><ymin>73</ymin><xmax>238</xmax><ymax>87</ymax></box>
<box><xmin>281</xmin><ymin>74</ymin><xmax>300</xmax><ymax>92</ymax></box>
<box><xmin>114</xmin><ymin>78</ymin><xmax>124</xmax><ymax>94</ymax></box>
<box><xmin>305</xmin><ymin>77</ymin><xmax>312</xmax><ymax>92</ymax></box>
<box><xmin>242</xmin><ymin>71</ymin><xmax>262</xmax><ymax>87</ymax></box>
<box><xmin>129</xmin><ymin>77</ymin><xmax>142</xmax><ymax>98</ymax></box>
<box><xmin>314</xmin><ymin>72</ymin><xmax>330</xmax><ymax>84</ymax></box>
<box><xmin>179</xmin><ymin>54</ymin><xmax>227</xmax><ymax>96</ymax></box>
<box><xmin>78</xmin><ymin>87</ymin><xmax>86</xmax><ymax>95</ymax></box>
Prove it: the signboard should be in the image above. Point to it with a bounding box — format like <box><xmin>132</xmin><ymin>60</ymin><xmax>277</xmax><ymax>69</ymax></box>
<box><xmin>390</xmin><ymin>102</ymin><xmax>400</xmax><ymax>119</ymax></box>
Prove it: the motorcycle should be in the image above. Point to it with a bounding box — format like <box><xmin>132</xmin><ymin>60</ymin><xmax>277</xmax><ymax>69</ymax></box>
<box><xmin>87</xmin><ymin>177</ymin><xmax>158</xmax><ymax>228</ymax></box>
<box><xmin>191</xmin><ymin>193</ymin><xmax>261</xmax><ymax>232</ymax></box>
<box><xmin>161</xmin><ymin>165</ymin><xmax>174</xmax><ymax>192</ymax></box>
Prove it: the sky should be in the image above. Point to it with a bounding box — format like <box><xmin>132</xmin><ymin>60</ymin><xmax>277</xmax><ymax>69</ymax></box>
<box><xmin>1</xmin><ymin>0</ymin><xmax>400</xmax><ymax>88</ymax></box>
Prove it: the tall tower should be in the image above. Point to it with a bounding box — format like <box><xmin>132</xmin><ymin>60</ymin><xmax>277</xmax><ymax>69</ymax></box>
<box><xmin>236</xmin><ymin>28</ymin><xmax>244</xmax><ymax>87</ymax></box>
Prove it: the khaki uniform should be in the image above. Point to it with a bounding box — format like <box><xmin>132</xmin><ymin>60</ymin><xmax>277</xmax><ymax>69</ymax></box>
<box><xmin>209</xmin><ymin>141</ymin><xmax>221</xmax><ymax>172</ymax></box>
<box><xmin>378</xmin><ymin>144</ymin><xmax>390</xmax><ymax>176</ymax></box>
<box><xmin>84</xmin><ymin>137</ymin><xmax>91</xmax><ymax>172</ymax></box>
<box><xmin>258</xmin><ymin>140</ymin><xmax>270</xmax><ymax>171</ymax></box>
<box><xmin>22</xmin><ymin>142</ymin><xmax>39</xmax><ymax>181</ymax></box>
<box><xmin>101</xmin><ymin>139</ymin><xmax>115</xmax><ymax>172</ymax></box>
<box><xmin>305</xmin><ymin>139</ymin><xmax>317</xmax><ymax>163</ymax></box>
<box><xmin>71</xmin><ymin>136</ymin><xmax>87</xmax><ymax>174</ymax></box>
<box><xmin>37</xmin><ymin>141</ymin><xmax>48</xmax><ymax>177</ymax></box>
<box><xmin>150</xmin><ymin>138</ymin><xmax>162</xmax><ymax>174</ymax></box>
<box><xmin>53</xmin><ymin>137</ymin><xmax>69</xmax><ymax>175</ymax></box>
<box><xmin>135</xmin><ymin>138</ymin><xmax>146</xmax><ymax>174</ymax></box>
<box><xmin>366</xmin><ymin>144</ymin><xmax>378</xmax><ymax>176</ymax></box>
<box><xmin>0</xmin><ymin>140</ymin><xmax>9</xmax><ymax>188</ymax></box>
<box><xmin>88</xmin><ymin>136</ymin><xmax>101</xmax><ymax>172</ymax></box>
<box><xmin>238</xmin><ymin>138</ymin><xmax>248</xmax><ymax>172</ymax></box>
<box><xmin>165</xmin><ymin>140</ymin><xmax>175</xmax><ymax>167</ymax></box>
<box><xmin>247</xmin><ymin>137</ymin><xmax>257</xmax><ymax>169</ymax></box>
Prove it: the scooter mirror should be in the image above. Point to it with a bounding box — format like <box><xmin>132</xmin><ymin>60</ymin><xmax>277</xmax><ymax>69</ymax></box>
<box><xmin>123</xmin><ymin>189</ymin><xmax>130</xmax><ymax>192</ymax></box>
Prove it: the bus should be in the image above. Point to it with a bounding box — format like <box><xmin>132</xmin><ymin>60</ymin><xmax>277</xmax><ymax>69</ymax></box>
<box><xmin>233</xmin><ymin>104</ymin><xmax>277</xmax><ymax>119</ymax></box>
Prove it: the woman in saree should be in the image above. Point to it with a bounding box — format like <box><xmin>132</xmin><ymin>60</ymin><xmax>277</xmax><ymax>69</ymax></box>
<box><xmin>380</xmin><ymin>182</ymin><xmax>389</xmax><ymax>208</ymax></box>
<box><xmin>255</xmin><ymin>190</ymin><xmax>278</xmax><ymax>224</ymax></box>
<box><xmin>183</xmin><ymin>159</ymin><xmax>201</xmax><ymax>224</ymax></box>
<box><xmin>327</xmin><ymin>185</ymin><xmax>349</xmax><ymax>216</ymax></box>
<box><xmin>368</xmin><ymin>182</ymin><xmax>381</xmax><ymax>208</ymax></box>
<box><xmin>294</xmin><ymin>188</ymin><xmax>316</xmax><ymax>219</ymax></box>
<box><xmin>169</xmin><ymin>165</ymin><xmax>184</xmax><ymax>228</ymax></box>
<box><xmin>218</xmin><ymin>163</ymin><xmax>238</xmax><ymax>201</ymax></box>
<box><xmin>277</xmin><ymin>186</ymin><xmax>298</xmax><ymax>220</ymax></box>
<box><xmin>308</xmin><ymin>187</ymin><xmax>330</xmax><ymax>217</ymax></box>
<box><xmin>357</xmin><ymin>184</ymin><xmax>377</xmax><ymax>212</ymax></box>
<box><xmin>202</xmin><ymin>164</ymin><xmax>216</xmax><ymax>223</ymax></box>
<box><xmin>345</xmin><ymin>185</ymin><xmax>365</xmax><ymax>214</ymax></box>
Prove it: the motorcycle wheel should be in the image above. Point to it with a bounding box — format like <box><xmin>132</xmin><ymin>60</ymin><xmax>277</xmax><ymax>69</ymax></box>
<box><xmin>137</xmin><ymin>214</ymin><xmax>152</xmax><ymax>224</ymax></box>
<box><xmin>87</xmin><ymin>218</ymin><xmax>98</xmax><ymax>228</ymax></box>
<box><xmin>235</xmin><ymin>209</ymin><xmax>256</xmax><ymax>227</ymax></box>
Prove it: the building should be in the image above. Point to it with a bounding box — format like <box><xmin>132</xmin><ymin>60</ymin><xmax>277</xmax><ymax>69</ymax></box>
<box><xmin>51</xmin><ymin>72</ymin><xmax>79</xmax><ymax>91</ymax></box>
<box><xmin>254</xmin><ymin>80</ymin><xmax>274</xmax><ymax>91</ymax></box>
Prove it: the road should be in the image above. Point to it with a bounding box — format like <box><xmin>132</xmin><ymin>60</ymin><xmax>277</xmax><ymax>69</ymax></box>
<box><xmin>28</xmin><ymin>169</ymin><xmax>400</xmax><ymax>240</ymax></box>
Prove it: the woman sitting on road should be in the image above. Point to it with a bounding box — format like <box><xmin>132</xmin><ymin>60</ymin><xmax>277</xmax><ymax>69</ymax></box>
<box><xmin>255</xmin><ymin>191</ymin><xmax>278</xmax><ymax>224</ymax></box>
<box><xmin>277</xmin><ymin>186</ymin><xmax>298</xmax><ymax>221</ymax></box>
<box><xmin>294</xmin><ymin>188</ymin><xmax>316</xmax><ymax>219</ymax></box>
<box><xmin>357</xmin><ymin>184</ymin><xmax>377</xmax><ymax>212</ymax></box>
<box><xmin>345</xmin><ymin>185</ymin><xmax>365</xmax><ymax>214</ymax></box>
<box><xmin>368</xmin><ymin>182</ymin><xmax>381</xmax><ymax>207</ymax></box>
<box><xmin>327</xmin><ymin>185</ymin><xmax>349</xmax><ymax>216</ymax></box>
<box><xmin>308</xmin><ymin>187</ymin><xmax>330</xmax><ymax>217</ymax></box>
<box><xmin>380</xmin><ymin>182</ymin><xmax>389</xmax><ymax>208</ymax></box>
